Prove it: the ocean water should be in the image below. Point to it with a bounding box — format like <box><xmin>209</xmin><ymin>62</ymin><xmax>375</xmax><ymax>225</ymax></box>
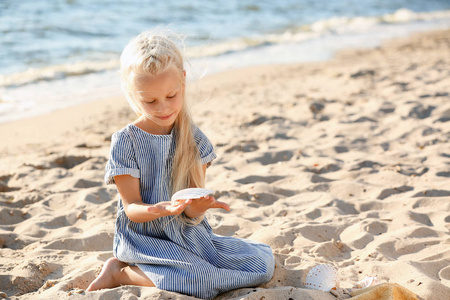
<box><xmin>1</xmin><ymin>0</ymin><xmax>450</xmax><ymax>123</ymax></box>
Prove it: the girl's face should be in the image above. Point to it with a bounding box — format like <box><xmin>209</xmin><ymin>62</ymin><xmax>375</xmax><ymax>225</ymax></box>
<box><xmin>135</xmin><ymin>67</ymin><xmax>185</xmax><ymax>134</ymax></box>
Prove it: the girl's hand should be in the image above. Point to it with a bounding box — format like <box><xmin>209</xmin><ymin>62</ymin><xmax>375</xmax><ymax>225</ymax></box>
<box><xmin>184</xmin><ymin>195</ymin><xmax>230</xmax><ymax>219</ymax></box>
<box><xmin>147</xmin><ymin>199</ymin><xmax>192</xmax><ymax>217</ymax></box>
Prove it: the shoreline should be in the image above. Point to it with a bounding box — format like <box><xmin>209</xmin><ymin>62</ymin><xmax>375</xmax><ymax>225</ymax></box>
<box><xmin>1</xmin><ymin>17</ymin><xmax>449</xmax><ymax>125</ymax></box>
<box><xmin>0</xmin><ymin>28</ymin><xmax>449</xmax><ymax>299</ymax></box>
<box><xmin>0</xmin><ymin>27</ymin><xmax>447</xmax><ymax>138</ymax></box>
<box><xmin>1</xmin><ymin>26</ymin><xmax>448</xmax><ymax>148</ymax></box>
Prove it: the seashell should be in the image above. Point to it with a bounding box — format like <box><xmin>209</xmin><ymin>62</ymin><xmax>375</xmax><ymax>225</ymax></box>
<box><xmin>304</xmin><ymin>264</ymin><xmax>339</xmax><ymax>292</ymax></box>
<box><xmin>171</xmin><ymin>188</ymin><xmax>214</xmax><ymax>202</ymax></box>
<box><xmin>353</xmin><ymin>275</ymin><xmax>379</xmax><ymax>289</ymax></box>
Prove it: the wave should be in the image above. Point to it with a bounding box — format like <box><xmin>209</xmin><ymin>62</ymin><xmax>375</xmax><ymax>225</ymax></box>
<box><xmin>0</xmin><ymin>59</ymin><xmax>119</xmax><ymax>88</ymax></box>
<box><xmin>188</xmin><ymin>8</ymin><xmax>450</xmax><ymax>57</ymax></box>
<box><xmin>1</xmin><ymin>8</ymin><xmax>449</xmax><ymax>88</ymax></box>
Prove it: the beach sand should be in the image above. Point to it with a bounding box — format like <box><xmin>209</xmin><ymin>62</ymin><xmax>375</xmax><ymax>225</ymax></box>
<box><xmin>0</xmin><ymin>29</ymin><xmax>449</xmax><ymax>300</ymax></box>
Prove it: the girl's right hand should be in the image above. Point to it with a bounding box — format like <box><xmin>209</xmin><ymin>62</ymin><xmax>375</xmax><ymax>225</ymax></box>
<box><xmin>147</xmin><ymin>199</ymin><xmax>192</xmax><ymax>217</ymax></box>
<box><xmin>115</xmin><ymin>175</ymin><xmax>192</xmax><ymax>222</ymax></box>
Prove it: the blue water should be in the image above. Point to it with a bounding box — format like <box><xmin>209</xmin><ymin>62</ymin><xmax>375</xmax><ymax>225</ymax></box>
<box><xmin>1</xmin><ymin>0</ymin><xmax>450</xmax><ymax>76</ymax></box>
<box><xmin>0</xmin><ymin>0</ymin><xmax>449</xmax><ymax>123</ymax></box>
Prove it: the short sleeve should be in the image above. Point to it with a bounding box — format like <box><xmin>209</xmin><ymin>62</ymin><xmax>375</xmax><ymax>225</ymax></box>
<box><xmin>104</xmin><ymin>131</ymin><xmax>140</xmax><ymax>185</ymax></box>
<box><xmin>194</xmin><ymin>127</ymin><xmax>217</xmax><ymax>166</ymax></box>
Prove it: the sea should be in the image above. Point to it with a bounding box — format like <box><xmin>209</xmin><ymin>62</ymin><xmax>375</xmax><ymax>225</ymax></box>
<box><xmin>1</xmin><ymin>0</ymin><xmax>450</xmax><ymax>124</ymax></box>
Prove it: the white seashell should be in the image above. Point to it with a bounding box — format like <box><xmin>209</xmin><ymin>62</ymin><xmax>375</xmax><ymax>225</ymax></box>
<box><xmin>304</xmin><ymin>264</ymin><xmax>339</xmax><ymax>292</ymax></box>
<box><xmin>171</xmin><ymin>188</ymin><xmax>214</xmax><ymax>202</ymax></box>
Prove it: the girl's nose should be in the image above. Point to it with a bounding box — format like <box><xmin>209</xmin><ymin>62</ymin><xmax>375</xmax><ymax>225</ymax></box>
<box><xmin>156</xmin><ymin>100</ymin><xmax>169</xmax><ymax>113</ymax></box>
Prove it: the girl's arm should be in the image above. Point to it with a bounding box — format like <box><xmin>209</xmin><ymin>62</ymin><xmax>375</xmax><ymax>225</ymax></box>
<box><xmin>115</xmin><ymin>174</ymin><xmax>192</xmax><ymax>223</ymax></box>
<box><xmin>183</xmin><ymin>164</ymin><xmax>230</xmax><ymax>219</ymax></box>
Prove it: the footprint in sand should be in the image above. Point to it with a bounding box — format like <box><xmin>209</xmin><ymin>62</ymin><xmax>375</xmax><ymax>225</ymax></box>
<box><xmin>405</xmin><ymin>226</ymin><xmax>439</xmax><ymax>238</ymax></box>
<box><xmin>0</xmin><ymin>174</ymin><xmax>20</xmax><ymax>192</ymax></box>
<box><xmin>350</xmin><ymin>69</ymin><xmax>376</xmax><ymax>78</ymax></box>
<box><xmin>305</xmin><ymin>183</ymin><xmax>330</xmax><ymax>193</ymax></box>
<box><xmin>309</xmin><ymin>240</ymin><xmax>351</xmax><ymax>260</ymax></box>
<box><xmin>31</xmin><ymin>213</ymin><xmax>81</xmax><ymax>230</ymax></box>
<box><xmin>376</xmin><ymin>226</ymin><xmax>440</xmax><ymax>259</ymax></box>
<box><xmin>419</xmin><ymin>92</ymin><xmax>449</xmax><ymax>99</ymax></box>
<box><xmin>312</xmin><ymin>163</ymin><xmax>342</xmax><ymax>174</ymax></box>
<box><xmin>396</xmin><ymin>165</ymin><xmax>428</xmax><ymax>177</ymax></box>
<box><xmin>24</xmin><ymin>155</ymin><xmax>92</xmax><ymax>170</ymax></box>
<box><xmin>43</xmin><ymin>231</ymin><xmax>113</xmax><ymax>252</ymax></box>
<box><xmin>412</xmin><ymin>189</ymin><xmax>450</xmax><ymax>197</ymax></box>
<box><xmin>310</xmin><ymin>174</ymin><xmax>334</xmax><ymax>183</ymax></box>
<box><xmin>53</xmin><ymin>155</ymin><xmax>96</xmax><ymax>169</ymax></box>
<box><xmin>323</xmin><ymin>199</ymin><xmax>359</xmax><ymax>215</ymax></box>
<box><xmin>434</xmin><ymin>107</ymin><xmax>450</xmax><ymax>123</ymax></box>
<box><xmin>438</xmin><ymin>266</ymin><xmax>450</xmax><ymax>285</ymax></box>
<box><xmin>224</xmin><ymin>142</ymin><xmax>259</xmax><ymax>153</ymax></box>
<box><xmin>235</xmin><ymin>175</ymin><xmax>285</xmax><ymax>184</ymax></box>
<box><xmin>358</xmin><ymin>200</ymin><xmax>394</xmax><ymax>212</ymax></box>
<box><xmin>1</xmin><ymin>192</ymin><xmax>43</xmax><ymax>208</ymax></box>
<box><xmin>241</xmin><ymin>115</ymin><xmax>287</xmax><ymax>128</ymax></box>
<box><xmin>304</xmin><ymin>208</ymin><xmax>322</xmax><ymax>220</ymax></box>
<box><xmin>377</xmin><ymin>185</ymin><xmax>414</xmax><ymax>200</ymax></box>
<box><xmin>363</xmin><ymin>220</ymin><xmax>388</xmax><ymax>235</ymax></box>
<box><xmin>73</xmin><ymin>179</ymin><xmax>103</xmax><ymax>189</ymax></box>
<box><xmin>0</xmin><ymin>207</ymin><xmax>29</xmax><ymax>225</ymax></box>
<box><xmin>49</xmin><ymin>177</ymin><xmax>103</xmax><ymax>192</ymax></box>
<box><xmin>0</xmin><ymin>231</ymin><xmax>31</xmax><ymax>250</ymax></box>
<box><xmin>250</xmin><ymin>193</ymin><xmax>279</xmax><ymax>205</ymax></box>
<box><xmin>349</xmin><ymin>160</ymin><xmax>383</xmax><ymax>171</ymax></box>
<box><xmin>407</xmin><ymin>104</ymin><xmax>436</xmax><ymax>119</ymax></box>
<box><xmin>378</xmin><ymin>102</ymin><xmax>396</xmax><ymax>114</ymax></box>
<box><xmin>333</xmin><ymin>145</ymin><xmax>349</xmax><ymax>153</ymax></box>
<box><xmin>340</xmin><ymin>224</ymin><xmax>375</xmax><ymax>250</ymax></box>
<box><xmin>296</xmin><ymin>224</ymin><xmax>339</xmax><ymax>243</ymax></box>
<box><xmin>440</xmin><ymin>153</ymin><xmax>450</xmax><ymax>158</ymax></box>
<box><xmin>436</xmin><ymin>171</ymin><xmax>450</xmax><ymax>177</ymax></box>
<box><xmin>412</xmin><ymin>197</ymin><xmax>450</xmax><ymax>211</ymax></box>
<box><xmin>248</xmin><ymin>150</ymin><xmax>294</xmax><ymax>166</ymax></box>
<box><xmin>77</xmin><ymin>187</ymin><xmax>117</xmax><ymax>207</ymax></box>
<box><xmin>376</xmin><ymin>239</ymin><xmax>436</xmax><ymax>259</ymax></box>
<box><xmin>72</xmin><ymin>156</ymin><xmax>108</xmax><ymax>171</ymax></box>
<box><xmin>408</xmin><ymin>211</ymin><xmax>433</xmax><ymax>226</ymax></box>
<box><xmin>2</xmin><ymin>260</ymin><xmax>60</xmax><ymax>295</ymax></box>
<box><xmin>212</xmin><ymin>190</ymin><xmax>273</xmax><ymax>209</ymax></box>
<box><xmin>348</xmin><ymin>116</ymin><xmax>377</xmax><ymax>123</ymax></box>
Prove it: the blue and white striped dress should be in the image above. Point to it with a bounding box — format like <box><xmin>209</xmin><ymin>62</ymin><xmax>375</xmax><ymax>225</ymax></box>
<box><xmin>105</xmin><ymin>124</ymin><xmax>274</xmax><ymax>299</ymax></box>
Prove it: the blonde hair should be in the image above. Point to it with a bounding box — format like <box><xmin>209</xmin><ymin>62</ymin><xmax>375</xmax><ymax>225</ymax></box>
<box><xmin>120</xmin><ymin>29</ymin><xmax>205</xmax><ymax>223</ymax></box>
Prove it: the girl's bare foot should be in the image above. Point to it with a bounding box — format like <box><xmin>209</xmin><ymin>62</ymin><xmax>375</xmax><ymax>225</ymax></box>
<box><xmin>86</xmin><ymin>257</ymin><xmax>126</xmax><ymax>291</ymax></box>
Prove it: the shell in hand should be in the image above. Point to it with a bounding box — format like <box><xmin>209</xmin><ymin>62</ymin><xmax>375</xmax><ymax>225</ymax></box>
<box><xmin>171</xmin><ymin>188</ymin><xmax>214</xmax><ymax>202</ymax></box>
<box><xmin>304</xmin><ymin>264</ymin><xmax>339</xmax><ymax>292</ymax></box>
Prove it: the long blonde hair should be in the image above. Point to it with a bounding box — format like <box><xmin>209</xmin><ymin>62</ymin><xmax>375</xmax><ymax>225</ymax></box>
<box><xmin>120</xmin><ymin>29</ymin><xmax>205</xmax><ymax>203</ymax></box>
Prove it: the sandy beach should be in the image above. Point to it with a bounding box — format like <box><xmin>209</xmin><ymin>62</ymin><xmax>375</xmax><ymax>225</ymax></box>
<box><xmin>0</xmin><ymin>29</ymin><xmax>449</xmax><ymax>300</ymax></box>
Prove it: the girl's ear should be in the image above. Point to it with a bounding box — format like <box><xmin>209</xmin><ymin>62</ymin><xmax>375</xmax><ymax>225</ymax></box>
<box><xmin>183</xmin><ymin>70</ymin><xmax>186</xmax><ymax>77</ymax></box>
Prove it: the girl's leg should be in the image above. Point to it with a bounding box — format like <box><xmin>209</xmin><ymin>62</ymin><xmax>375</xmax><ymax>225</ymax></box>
<box><xmin>86</xmin><ymin>257</ymin><xmax>155</xmax><ymax>291</ymax></box>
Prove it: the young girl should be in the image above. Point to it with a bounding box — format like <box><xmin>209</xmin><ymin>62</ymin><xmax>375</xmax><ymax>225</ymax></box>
<box><xmin>86</xmin><ymin>29</ymin><xmax>274</xmax><ymax>299</ymax></box>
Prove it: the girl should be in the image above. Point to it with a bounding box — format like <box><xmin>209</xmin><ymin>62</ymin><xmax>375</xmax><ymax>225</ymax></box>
<box><xmin>87</xmin><ymin>29</ymin><xmax>274</xmax><ymax>299</ymax></box>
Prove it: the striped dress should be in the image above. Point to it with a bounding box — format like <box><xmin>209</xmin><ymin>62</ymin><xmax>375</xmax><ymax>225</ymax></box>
<box><xmin>105</xmin><ymin>124</ymin><xmax>274</xmax><ymax>299</ymax></box>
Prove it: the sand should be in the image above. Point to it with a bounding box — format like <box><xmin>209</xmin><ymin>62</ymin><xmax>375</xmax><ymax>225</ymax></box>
<box><xmin>0</xmin><ymin>29</ymin><xmax>449</xmax><ymax>300</ymax></box>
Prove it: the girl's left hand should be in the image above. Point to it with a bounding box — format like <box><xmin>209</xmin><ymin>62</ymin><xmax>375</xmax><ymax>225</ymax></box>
<box><xmin>183</xmin><ymin>195</ymin><xmax>230</xmax><ymax>219</ymax></box>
